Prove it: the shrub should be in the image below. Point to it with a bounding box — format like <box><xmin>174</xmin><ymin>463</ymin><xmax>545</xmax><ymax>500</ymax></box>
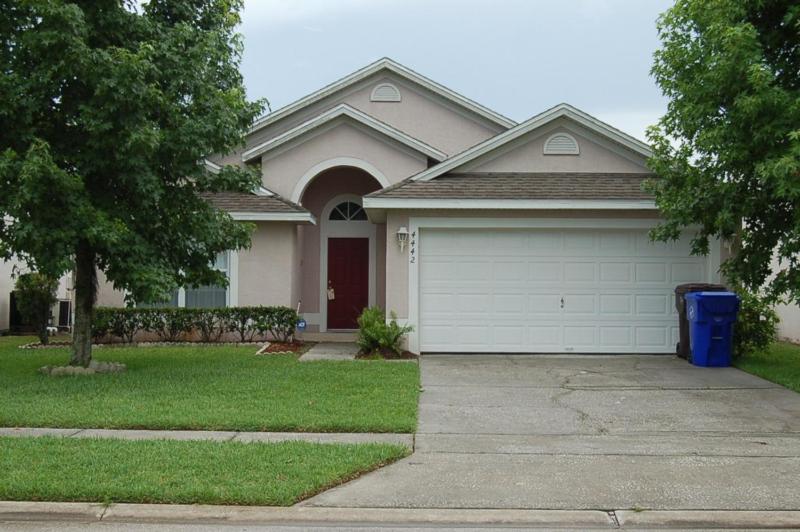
<box><xmin>255</xmin><ymin>306</ymin><xmax>298</xmax><ymax>343</ymax></box>
<box><xmin>194</xmin><ymin>308</ymin><xmax>225</xmax><ymax>343</ymax></box>
<box><xmin>14</xmin><ymin>272</ymin><xmax>58</xmax><ymax>345</ymax></box>
<box><xmin>90</xmin><ymin>306</ymin><xmax>298</xmax><ymax>344</ymax></box>
<box><xmin>356</xmin><ymin>306</ymin><xmax>413</xmax><ymax>357</ymax></box>
<box><xmin>108</xmin><ymin>308</ymin><xmax>143</xmax><ymax>344</ymax></box>
<box><xmin>152</xmin><ymin>308</ymin><xmax>195</xmax><ymax>342</ymax></box>
<box><xmin>227</xmin><ymin>307</ymin><xmax>258</xmax><ymax>342</ymax></box>
<box><xmin>733</xmin><ymin>288</ymin><xmax>778</xmax><ymax>358</ymax></box>
<box><xmin>92</xmin><ymin>307</ymin><xmax>114</xmax><ymax>343</ymax></box>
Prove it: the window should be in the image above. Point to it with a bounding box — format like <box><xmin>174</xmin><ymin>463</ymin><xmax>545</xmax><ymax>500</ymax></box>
<box><xmin>185</xmin><ymin>252</ymin><xmax>229</xmax><ymax>308</ymax></box>
<box><xmin>328</xmin><ymin>201</ymin><xmax>367</xmax><ymax>221</ymax></box>
<box><xmin>140</xmin><ymin>252</ymin><xmax>231</xmax><ymax>308</ymax></box>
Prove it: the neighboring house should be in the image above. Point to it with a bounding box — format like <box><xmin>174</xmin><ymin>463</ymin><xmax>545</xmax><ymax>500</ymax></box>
<box><xmin>97</xmin><ymin>57</ymin><xmax>728</xmax><ymax>354</ymax></box>
<box><xmin>0</xmin><ymin>257</ymin><xmax>72</xmax><ymax>333</ymax></box>
<box><xmin>770</xmin><ymin>255</ymin><xmax>800</xmax><ymax>343</ymax></box>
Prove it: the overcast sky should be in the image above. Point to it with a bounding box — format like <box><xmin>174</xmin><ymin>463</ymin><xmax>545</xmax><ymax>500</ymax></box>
<box><xmin>238</xmin><ymin>0</ymin><xmax>673</xmax><ymax>142</ymax></box>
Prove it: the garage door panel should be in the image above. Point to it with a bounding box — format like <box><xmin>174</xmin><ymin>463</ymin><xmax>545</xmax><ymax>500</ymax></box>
<box><xmin>563</xmin><ymin>294</ymin><xmax>596</xmax><ymax>314</ymax></box>
<box><xmin>599</xmin><ymin>326</ymin><xmax>633</xmax><ymax>348</ymax></box>
<box><xmin>494</xmin><ymin>293</ymin><xmax>525</xmax><ymax>313</ymax></box>
<box><xmin>600</xmin><ymin>294</ymin><xmax>632</xmax><ymax>314</ymax></box>
<box><xmin>600</xmin><ymin>262</ymin><xmax>632</xmax><ymax>282</ymax></box>
<box><xmin>419</xmin><ymin>228</ymin><xmax>708</xmax><ymax>353</ymax></box>
<box><xmin>493</xmin><ymin>261</ymin><xmax>527</xmax><ymax>281</ymax></box>
<box><xmin>529</xmin><ymin>294</ymin><xmax>561</xmax><ymax>313</ymax></box>
<box><xmin>529</xmin><ymin>325</ymin><xmax>561</xmax><ymax>346</ymax></box>
<box><xmin>564</xmin><ymin>262</ymin><xmax>596</xmax><ymax>282</ymax></box>
<box><xmin>671</xmin><ymin>262</ymin><xmax>705</xmax><ymax>283</ymax></box>
<box><xmin>635</xmin><ymin>294</ymin><xmax>669</xmax><ymax>315</ymax></box>
<box><xmin>563</xmin><ymin>326</ymin><xmax>596</xmax><ymax>347</ymax></box>
<box><xmin>529</xmin><ymin>262</ymin><xmax>562</xmax><ymax>281</ymax></box>
<box><xmin>635</xmin><ymin>326</ymin><xmax>669</xmax><ymax>347</ymax></box>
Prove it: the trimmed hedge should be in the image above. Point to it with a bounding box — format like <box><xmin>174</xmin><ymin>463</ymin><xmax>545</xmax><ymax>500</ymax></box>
<box><xmin>92</xmin><ymin>306</ymin><xmax>298</xmax><ymax>344</ymax></box>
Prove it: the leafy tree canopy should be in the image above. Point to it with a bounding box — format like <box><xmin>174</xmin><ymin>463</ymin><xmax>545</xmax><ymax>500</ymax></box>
<box><xmin>647</xmin><ymin>0</ymin><xmax>800</xmax><ymax>302</ymax></box>
<box><xmin>0</xmin><ymin>0</ymin><xmax>264</xmax><ymax>364</ymax></box>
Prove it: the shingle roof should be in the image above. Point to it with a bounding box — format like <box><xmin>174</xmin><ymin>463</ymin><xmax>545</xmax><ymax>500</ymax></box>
<box><xmin>367</xmin><ymin>172</ymin><xmax>656</xmax><ymax>200</ymax></box>
<box><xmin>202</xmin><ymin>191</ymin><xmax>308</xmax><ymax>214</ymax></box>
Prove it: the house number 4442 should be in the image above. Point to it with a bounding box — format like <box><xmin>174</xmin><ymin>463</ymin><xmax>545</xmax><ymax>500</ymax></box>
<box><xmin>409</xmin><ymin>231</ymin><xmax>416</xmax><ymax>263</ymax></box>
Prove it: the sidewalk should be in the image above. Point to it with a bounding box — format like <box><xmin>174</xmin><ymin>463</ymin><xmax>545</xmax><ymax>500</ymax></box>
<box><xmin>0</xmin><ymin>427</ymin><xmax>412</xmax><ymax>446</ymax></box>
<box><xmin>2</xmin><ymin>501</ymin><xmax>800</xmax><ymax>529</ymax></box>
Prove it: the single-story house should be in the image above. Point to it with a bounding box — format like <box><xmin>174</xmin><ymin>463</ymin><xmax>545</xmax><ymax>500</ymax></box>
<box><xmin>97</xmin><ymin>58</ymin><xmax>730</xmax><ymax>354</ymax></box>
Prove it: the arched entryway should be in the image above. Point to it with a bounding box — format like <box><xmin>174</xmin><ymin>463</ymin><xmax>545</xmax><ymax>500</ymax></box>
<box><xmin>297</xmin><ymin>165</ymin><xmax>385</xmax><ymax>331</ymax></box>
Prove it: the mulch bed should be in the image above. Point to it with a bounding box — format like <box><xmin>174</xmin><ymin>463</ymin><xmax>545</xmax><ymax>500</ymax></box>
<box><xmin>355</xmin><ymin>348</ymin><xmax>418</xmax><ymax>360</ymax></box>
<box><xmin>259</xmin><ymin>341</ymin><xmax>307</xmax><ymax>354</ymax></box>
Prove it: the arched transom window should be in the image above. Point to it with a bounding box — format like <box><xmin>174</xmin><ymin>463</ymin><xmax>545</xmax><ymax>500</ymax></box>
<box><xmin>328</xmin><ymin>201</ymin><xmax>367</xmax><ymax>221</ymax></box>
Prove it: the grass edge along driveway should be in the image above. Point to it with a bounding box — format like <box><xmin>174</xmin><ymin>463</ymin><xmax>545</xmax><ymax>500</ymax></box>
<box><xmin>0</xmin><ymin>336</ymin><xmax>419</xmax><ymax>433</ymax></box>
<box><xmin>734</xmin><ymin>341</ymin><xmax>800</xmax><ymax>393</ymax></box>
<box><xmin>0</xmin><ymin>436</ymin><xmax>410</xmax><ymax>506</ymax></box>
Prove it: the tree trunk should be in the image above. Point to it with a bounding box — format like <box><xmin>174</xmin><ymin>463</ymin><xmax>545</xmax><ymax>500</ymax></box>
<box><xmin>70</xmin><ymin>242</ymin><xmax>97</xmax><ymax>367</ymax></box>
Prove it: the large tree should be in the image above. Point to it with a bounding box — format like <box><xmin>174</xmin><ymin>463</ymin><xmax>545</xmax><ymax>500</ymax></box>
<box><xmin>0</xmin><ymin>1</ymin><xmax>263</xmax><ymax>366</ymax></box>
<box><xmin>647</xmin><ymin>0</ymin><xmax>800</xmax><ymax>302</ymax></box>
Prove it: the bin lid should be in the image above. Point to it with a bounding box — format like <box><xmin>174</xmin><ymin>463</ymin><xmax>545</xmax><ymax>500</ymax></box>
<box><xmin>686</xmin><ymin>291</ymin><xmax>740</xmax><ymax>315</ymax></box>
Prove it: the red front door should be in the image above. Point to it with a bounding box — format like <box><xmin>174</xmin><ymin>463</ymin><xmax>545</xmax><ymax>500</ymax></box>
<box><xmin>327</xmin><ymin>237</ymin><xmax>369</xmax><ymax>329</ymax></box>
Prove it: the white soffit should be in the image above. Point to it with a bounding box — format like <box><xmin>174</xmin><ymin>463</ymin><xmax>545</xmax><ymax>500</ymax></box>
<box><xmin>411</xmin><ymin>103</ymin><xmax>653</xmax><ymax>182</ymax></box>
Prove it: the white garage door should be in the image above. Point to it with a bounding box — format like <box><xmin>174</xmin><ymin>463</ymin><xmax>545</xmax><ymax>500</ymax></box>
<box><xmin>418</xmin><ymin>228</ymin><xmax>710</xmax><ymax>353</ymax></box>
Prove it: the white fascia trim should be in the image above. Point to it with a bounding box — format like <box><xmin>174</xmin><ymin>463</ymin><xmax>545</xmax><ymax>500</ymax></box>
<box><xmin>203</xmin><ymin>159</ymin><xmax>221</xmax><ymax>173</ymax></box>
<box><xmin>230</xmin><ymin>212</ymin><xmax>317</xmax><ymax>223</ymax></box>
<box><xmin>362</xmin><ymin>198</ymin><xmax>657</xmax><ymax>210</ymax></box>
<box><xmin>242</xmin><ymin>104</ymin><xmax>447</xmax><ymax>162</ymax></box>
<box><xmin>248</xmin><ymin>58</ymin><xmax>516</xmax><ymax>133</ymax></box>
<box><xmin>411</xmin><ymin>103</ymin><xmax>653</xmax><ymax>182</ymax></box>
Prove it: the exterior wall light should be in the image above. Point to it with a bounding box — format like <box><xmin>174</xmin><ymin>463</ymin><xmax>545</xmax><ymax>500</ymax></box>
<box><xmin>396</xmin><ymin>226</ymin><xmax>410</xmax><ymax>252</ymax></box>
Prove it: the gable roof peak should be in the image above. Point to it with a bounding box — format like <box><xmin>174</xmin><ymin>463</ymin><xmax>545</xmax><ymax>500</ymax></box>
<box><xmin>248</xmin><ymin>58</ymin><xmax>516</xmax><ymax>134</ymax></box>
<box><xmin>242</xmin><ymin>103</ymin><xmax>447</xmax><ymax>163</ymax></box>
<box><xmin>410</xmin><ymin>102</ymin><xmax>653</xmax><ymax>182</ymax></box>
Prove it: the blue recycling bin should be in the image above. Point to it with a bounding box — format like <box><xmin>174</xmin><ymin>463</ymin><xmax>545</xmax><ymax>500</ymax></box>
<box><xmin>685</xmin><ymin>291</ymin><xmax>740</xmax><ymax>367</ymax></box>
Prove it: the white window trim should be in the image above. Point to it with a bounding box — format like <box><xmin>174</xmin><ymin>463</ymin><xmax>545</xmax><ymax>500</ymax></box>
<box><xmin>155</xmin><ymin>250</ymin><xmax>238</xmax><ymax>308</ymax></box>
<box><xmin>319</xmin><ymin>194</ymin><xmax>376</xmax><ymax>332</ymax></box>
<box><xmin>404</xmin><ymin>217</ymin><xmax>721</xmax><ymax>354</ymax></box>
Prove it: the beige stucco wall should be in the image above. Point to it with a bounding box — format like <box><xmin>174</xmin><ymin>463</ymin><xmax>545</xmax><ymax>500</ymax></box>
<box><xmin>465</xmin><ymin>121</ymin><xmax>649</xmax><ymax>174</ymax></box>
<box><xmin>238</xmin><ymin>222</ymin><xmax>298</xmax><ymax>307</ymax></box>
<box><xmin>260</xmin><ymin>122</ymin><xmax>428</xmax><ymax>201</ymax></box>
<box><xmin>382</xmin><ymin>209</ymin><xmax>732</xmax><ymax>321</ymax></box>
<box><xmin>247</xmin><ymin>72</ymin><xmax>504</xmax><ymax>158</ymax></box>
<box><xmin>96</xmin><ymin>271</ymin><xmax>126</xmax><ymax>307</ymax></box>
<box><xmin>93</xmin><ymin>222</ymin><xmax>300</xmax><ymax>309</ymax></box>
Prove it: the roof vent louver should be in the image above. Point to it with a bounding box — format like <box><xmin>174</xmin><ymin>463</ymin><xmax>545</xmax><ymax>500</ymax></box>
<box><xmin>370</xmin><ymin>83</ymin><xmax>401</xmax><ymax>102</ymax></box>
<box><xmin>543</xmin><ymin>132</ymin><xmax>579</xmax><ymax>155</ymax></box>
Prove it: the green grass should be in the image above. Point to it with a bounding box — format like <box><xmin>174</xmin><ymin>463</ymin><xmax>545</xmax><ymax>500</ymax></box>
<box><xmin>0</xmin><ymin>436</ymin><xmax>409</xmax><ymax>505</ymax></box>
<box><xmin>0</xmin><ymin>336</ymin><xmax>419</xmax><ymax>432</ymax></box>
<box><xmin>734</xmin><ymin>341</ymin><xmax>800</xmax><ymax>393</ymax></box>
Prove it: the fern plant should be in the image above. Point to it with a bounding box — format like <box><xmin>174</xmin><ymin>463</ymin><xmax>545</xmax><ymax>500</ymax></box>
<box><xmin>356</xmin><ymin>307</ymin><xmax>413</xmax><ymax>357</ymax></box>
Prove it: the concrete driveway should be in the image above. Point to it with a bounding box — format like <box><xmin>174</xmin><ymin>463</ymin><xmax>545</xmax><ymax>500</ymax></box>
<box><xmin>306</xmin><ymin>355</ymin><xmax>800</xmax><ymax>510</ymax></box>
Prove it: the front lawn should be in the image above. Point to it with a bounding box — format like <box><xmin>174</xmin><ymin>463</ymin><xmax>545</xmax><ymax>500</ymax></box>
<box><xmin>0</xmin><ymin>436</ymin><xmax>408</xmax><ymax>505</ymax></box>
<box><xmin>734</xmin><ymin>341</ymin><xmax>800</xmax><ymax>393</ymax></box>
<box><xmin>0</xmin><ymin>336</ymin><xmax>419</xmax><ymax>432</ymax></box>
